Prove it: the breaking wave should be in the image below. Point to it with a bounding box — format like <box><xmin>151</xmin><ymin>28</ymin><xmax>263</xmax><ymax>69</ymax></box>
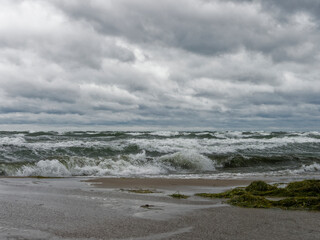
<box><xmin>12</xmin><ymin>151</ymin><xmax>216</xmax><ymax>177</ymax></box>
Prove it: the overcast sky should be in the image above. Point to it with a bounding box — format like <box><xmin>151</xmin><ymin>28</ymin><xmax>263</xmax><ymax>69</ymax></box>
<box><xmin>0</xmin><ymin>0</ymin><xmax>319</xmax><ymax>130</ymax></box>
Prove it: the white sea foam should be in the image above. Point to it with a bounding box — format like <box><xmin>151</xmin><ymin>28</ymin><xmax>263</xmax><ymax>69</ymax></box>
<box><xmin>0</xmin><ymin>139</ymin><xmax>124</xmax><ymax>152</ymax></box>
<box><xmin>301</xmin><ymin>131</ymin><xmax>320</xmax><ymax>136</ymax></box>
<box><xmin>126</xmin><ymin>136</ymin><xmax>320</xmax><ymax>154</ymax></box>
<box><xmin>1</xmin><ymin>131</ymin><xmax>319</xmax><ymax>154</ymax></box>
<box><xmin>10</xmin><ymin>159</ymin><xmax>320</xmax><ymax>178</ymax></box>
<box><xmin>246</xmin><ymin>162</ymin><xmax>320</xmax><ymax>177</ymax></box>
<box><xmin>148</xmin><ymin>131</ymin><xmax>180</xmax><ymax>137</ymax></box>
<box><xmin>15</xmin><ymin>160</ymin><xmax>71</xmax><ymax>177</ymax></box>
<box><xmin>12</xmin><ymin>150</ymin><xmax>217</xmax><ymax>177</ymax></box>
<box><xmin>12</xmin><ymin>134</ymin><xmax>316</xmax><ymax>155</ymax></box>
<box><xmin>159</xmin><ymin>151</ymin><xmax>215</xmax><ymax>171</ymax></box>
<box><xmin>126</xmin><ymin>132</ymin><xmax>145</xmax><ymax>136</ymax></box>
<box><xmin>0</xmin><ymin>136</ymin><xmax>26</xmax><ymax>145</ymax></box>
<box><xmin>290</xmin><ymin>162</ymin><xmax>320</xmax><ymax>174</ymax></box>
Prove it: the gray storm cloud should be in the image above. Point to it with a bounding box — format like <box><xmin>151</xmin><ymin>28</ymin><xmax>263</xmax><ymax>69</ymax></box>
<box><xmin>0</xmin><ymin>0</ymin><xmax>319</xmax><ymax>130</ymax></box>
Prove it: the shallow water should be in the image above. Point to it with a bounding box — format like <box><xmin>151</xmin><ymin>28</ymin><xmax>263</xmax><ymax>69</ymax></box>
<box><xmin>0</xmin><ymin>131</ymin><xmax>319</xmax><ymax>178</ymax></box>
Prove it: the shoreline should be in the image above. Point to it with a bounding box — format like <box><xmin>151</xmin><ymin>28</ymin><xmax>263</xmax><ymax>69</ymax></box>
<box><xmin>0</xmin><ymin>177</ymin><xmax>319</xmax><ymax>239</ymax></box>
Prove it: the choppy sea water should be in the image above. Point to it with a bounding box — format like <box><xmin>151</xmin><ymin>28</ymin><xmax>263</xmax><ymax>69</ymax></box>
<box><xmin>0</xmin><ymin>131</ymin><xmax>319</xmax><ymax>178</ymax></box>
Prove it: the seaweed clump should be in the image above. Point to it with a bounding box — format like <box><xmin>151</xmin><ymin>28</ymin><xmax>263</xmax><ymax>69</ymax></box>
<box><xmin>126</xmin><ymin>189</ymin><xmax>158</xmax><ymax>194</ymax></box>
<box><xmin>275</xmin><ymin>197</ymin><xmax>320</xmax><ymax>211</ymax></box>
<box><xmin>285</xmin><ymin>180</ymin><xmax>320</xmax><ymax>197</ymax></box>
<box><xmin>244</xmin><ymin>180</ymin><xmax>320</xmax><ymax>197</ymax></box>
<box><xmin>169</xmin><ymin>193</ymin><xmax>190</xmax><ymax>199</ymax></box>
<box><xmin>195</xmin><ymin>188</ymin><xmax>246</xmax><ymax>198</ymax></box>
<box><xmin>228</xmin><ymin>193</ymin><xmax>272</xmax><ymax>208</ymax></box>
<box><xmin>245</xmin><ymin>181</ymin><xmax>286</xmax><ymax>197</ymax></box>
<box><xmin>195</xmin><ymin>180</ymin><xmax>320</xmax><ymax>211</ymax></box>
<box><xmin>246</xmin><ymin>180</ymin><xmax>274</xmax><ymax>191</ymax></box>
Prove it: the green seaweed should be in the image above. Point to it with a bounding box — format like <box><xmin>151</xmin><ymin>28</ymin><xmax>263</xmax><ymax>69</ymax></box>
<box><xmin>244</xmin><ymin>180</ymin><xmax>320</xmax><ymax>197</ymax></box>
<box><xmin>275</xmin><ymin>197</ymin><xmax>320</xmax><ymax>211</ymax></box>
<box><xmin>285</xmin><ymin>180</ymin><xmax>320</xmax><ymax>197</ymax></box>
<box><xmin>127</xmin><ymin>189</ymin><xmax>158</xmax><ymax>194</ymax></box>
<box><xmin>227</xmin><ymin>193</ymin><xmax>272</xmax><ymax>208</ymax></box>
<box><xmin>169</xmin><ymin>193</ymin><xmax>189</xmax><ymax>199</ymax></box>
<box><xmin>228</xmin><ymin>194</ymin><xmax>320</xmax><ymax>210</ymax></box>
<box><xmin>194</xmin><ymin>193</ymin><xmax>217</xmax><ymax>198</ymax></box>
<box><xmin>195</xmin><ymin>180</ymin><xmax>320</xmax><ymax>211</ymax></box>
<box><xmin>246</xmin><ymin>180</ymin><xmax>277</xmax><ymax>192</ymax></box>
<box><xmin>245</xmin><ymin>181</ymin><xmax>286</xmax><ymax>196</ymax></box>
<box><xmin>195</xmin><ymin>188</ymin><xmax>246</xmax><ymax>198</ymax></box>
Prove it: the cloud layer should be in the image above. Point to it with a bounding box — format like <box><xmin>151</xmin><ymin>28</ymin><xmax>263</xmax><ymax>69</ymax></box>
<box><xmin>0</xmin><ymin>0</ymin><xmax>319</xmax><ymax>130</ymax></box>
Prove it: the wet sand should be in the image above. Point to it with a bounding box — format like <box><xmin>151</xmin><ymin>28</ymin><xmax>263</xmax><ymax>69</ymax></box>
<box><xmin>86</xmin><ymin>177</ymin><xmax>254</xmax><ymax>189</ymax></box>
<box><xmin>0</xmin><ymin>177</ymin><xmax>319</xmax><ymax>239</ymax></box>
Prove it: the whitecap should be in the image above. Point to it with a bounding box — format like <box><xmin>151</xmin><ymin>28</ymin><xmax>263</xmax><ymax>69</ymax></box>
<box><xmin>15</xmin><ymin>160</ymin><xmax>71</xmax><ymax>177</ymax></box>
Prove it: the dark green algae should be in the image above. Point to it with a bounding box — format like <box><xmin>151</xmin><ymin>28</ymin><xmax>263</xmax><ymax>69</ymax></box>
<box><xmin>169</xmin><ymin>193</ymin><xmax>190</xmax><ymax>199</ymax></box>
<box><xmin>195</xmin><ymin>180</ymin><xmax>320</xmax><ymax>211</ymax></box>
<box><xmin>125</xmin><ymin>189</ymin><xmax>159</xmax><ymax>194</ymax></box>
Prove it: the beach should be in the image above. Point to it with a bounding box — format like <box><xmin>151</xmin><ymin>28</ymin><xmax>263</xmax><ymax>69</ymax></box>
<box><xmin>2</xmin><ymin>0</ymin><xmax>320</xmax><ymax>237</ymax></box>
<box><xmin>1</xmin><ymin>177</ymin><xmax>319</xmax><ymax>239</ymax></box>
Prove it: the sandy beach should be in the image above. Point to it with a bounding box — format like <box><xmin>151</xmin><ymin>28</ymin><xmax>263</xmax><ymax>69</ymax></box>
<box><xmin>86</xmin><ymin>177</ymin><xmax>254</xmax><ymax>189</ymax></box>
<box><xmin>0</xmin><ymin>177</ymin><xmax>319</xmax><ymax>240</ymax></box>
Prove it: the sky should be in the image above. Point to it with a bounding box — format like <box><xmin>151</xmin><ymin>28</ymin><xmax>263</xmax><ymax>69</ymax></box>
<box><xmin>0</xmin><ymin>0</ymin><xmax>319</xmax><ymax>131</ymax></box>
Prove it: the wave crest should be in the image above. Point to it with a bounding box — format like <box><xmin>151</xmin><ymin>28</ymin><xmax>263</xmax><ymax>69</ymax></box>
<box><xmin>292</xmin><ymin>162</ymin><xmax>320</xmax><ymax>173</ymax></box>
<box><xmin>16</xmin><ymin>160</ymin><xmax>71</xmax><ymax>177</ymax></box>
<box><xmin>159</xmin><ymin>151</ymin><xmax>215</xmax><ymax>172</ymax></box>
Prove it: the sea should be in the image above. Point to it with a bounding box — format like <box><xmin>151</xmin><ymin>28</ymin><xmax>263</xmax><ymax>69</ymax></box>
<box><xmin>0</xmin><ymin>131</ymin><xmax>319</xmax><ymax>179</ymax></box>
